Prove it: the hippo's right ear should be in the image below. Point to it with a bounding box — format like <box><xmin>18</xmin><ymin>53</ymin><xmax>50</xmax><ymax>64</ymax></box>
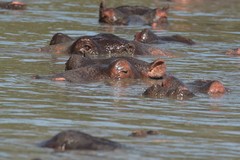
<box><xmin>161</xmin><ymin>5</ymin><xmax>170</xmax><ymax>12</ymax></box>
<box><xmin>100</xmin><ymin>0</ymin><xmax>105</xmax><ymax>10</ymax></box>
<box><xmin>147</xmin><ymin>59</ymin><xmax>166</xmax><ymax>79</ymax></box>
<box><xmin>99</xmin><ymin>0</ymin><xmax>106</xmax><ymax>21</ymax></box>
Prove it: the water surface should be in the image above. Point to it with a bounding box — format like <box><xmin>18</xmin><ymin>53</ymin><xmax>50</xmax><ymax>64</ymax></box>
<box><xmin>0</xmin><ymin>0</ymin><xmax>239</xmax><ymax>159</ymax></box>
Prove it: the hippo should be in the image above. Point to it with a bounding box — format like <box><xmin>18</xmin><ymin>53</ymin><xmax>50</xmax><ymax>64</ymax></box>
<box><xmin>34</xmin><ymin>54</ymin><xmax>166</xmax><ymax>83</ymax></box>
<box><xmin>129</xmin><ymin>130</ymin><xmax>160</xmax><ymax>137</ymax></box>
<box><xmin>0</xmin><ymin>1</ymin><xmax>26</xmax><ymax>10</ymax></box>
<box><xmin>143</xmin><ymin>75</ymin><xmax>228</xmax><ymax>100</ymax></box>
<box><xmin>225</xmin><ymin>48</ymin><xmax>240</xmax><ymax>56</ymax></box>
<box><xmin>40</xmin><ymin>32</ymin><xmax>171</xmax><ymax>57</ymax></box>
<box><xmin>134</xmin><ymin>28</ymin><xmax>195</xmax><ymax>45</ymax></box>
<box><xmin>40</xmin><ymin>130</ymin><xmax>122</xmax><ymax>151</ymax></box>
<box><xmin>99</xmin><ymin>1</ymin><xmax>169</xmax><ymax>27</ymax></box>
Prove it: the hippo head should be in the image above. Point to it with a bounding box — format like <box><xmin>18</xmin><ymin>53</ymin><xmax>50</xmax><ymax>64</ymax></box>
<box><xmin>99</xmin><ymin>1</ymin><xmax>125</xmax><ymax>25</ymax></box>
<box><xmin>151</xmin><ymin>6</ymin><xmax>169</xmax><ymax>27</ymax></box>
<box><xmin>143</xmin><ymin>75</ymin><xmax>195</xmax><ymax>100</ymax></box>
<box><xmin>3</xmin><ymin>1</ymin><xmax>27</xmax><ymax>10</ymax></box>
<box><xmin>190</xmin><ymin>80</ymin><xmax>228</xmax><ymax>97</ymax></box>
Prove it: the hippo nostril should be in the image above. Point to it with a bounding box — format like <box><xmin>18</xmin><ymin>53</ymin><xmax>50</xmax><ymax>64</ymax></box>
<box><xmin>121</xmin><ymin>70</ymin><xmax>128</xmax><ymax>74</ymax></box>
<box><xmin>83</xmin><ymin>44</ymin><xmax>91</xmax><ymax>51</ymax></box>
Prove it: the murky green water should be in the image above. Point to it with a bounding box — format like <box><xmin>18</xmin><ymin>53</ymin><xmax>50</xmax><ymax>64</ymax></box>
<box><xmin>0</xmin><ymin>0</ymin><xmax>239</xmax><ymax>159</ymax></box>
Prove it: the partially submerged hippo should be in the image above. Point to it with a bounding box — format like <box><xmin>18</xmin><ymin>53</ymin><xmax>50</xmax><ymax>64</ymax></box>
<box><xmin>40</xmin><ymin>32</ymin><xmax>171</xmax><ymax>57</ymax></box>
<box><xmin>0</xmin><ymin>1</ymin><xmax>26</xmax><ymax>10</ymax></box>
<box><xmin>35</xmin><ymin>54</ymin><xmax>166</xmax><ymax>82</ymax></box>
<box><xmin>99</xmin><ymin>1</ymin><xmax>169</xmax><ymax>27</ymax></box>
<box><xmin>225</xmin><ymin>48</ymin><xmax>240</xmax><ymax>56</ymax></box>
<box><xmin>134</xmin><ymin>28</ymin><xmax>195</xmax><ymax>45</ymax></box>
<box><xmin>40</xmin><ymin>130</ymin><xmax>122</xmax><ymax>151</ymax></box>
<box><xmin>143</xmin><ymin>75</ymin><xmax>228</xmax><ymax>100</ymax></box>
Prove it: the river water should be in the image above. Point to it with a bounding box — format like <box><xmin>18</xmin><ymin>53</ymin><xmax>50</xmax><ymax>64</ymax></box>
<box><xmin>0</xmin><ymin>0</ymin><xmax>239</xmax><ymax>159</ymax></box>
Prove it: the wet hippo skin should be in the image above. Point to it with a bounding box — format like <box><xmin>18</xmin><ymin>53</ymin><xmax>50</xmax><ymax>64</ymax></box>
<box><xmin>40</xmin><ymin>130</ymin><xmax>122</xmax><ymax>151</ymax></box>
<box><xmin>99</xmin><ymin>1</ymin><xmax>169</xmax><ymax>27</ymax></box>
<box><xmin>35</xmin><ymin>54</ymin><xmax>166</xmax><ymax>83</ymax></box>
<box><xmin>143</xmin><ymin>75</ymin><xmax>195</xmax><ymax>100</ymax></box>
<box><xmin>143</xmin><ymin>75</ymin><xmax>228</xmax><ymax>100</ymax></box>
<box><xmin>40</xmin><ymin>32</ymin><xmax>171</xmax><ymax>57</ymax></box>
<box><xmin>0</xmin><ymin>1</ymin><xmax>26</xmax><ymax>10</ymax></box>
<box><xmin>134</xmin><ymin>28</ymin><xmax>195</xmax><ymax>45</ymax></box>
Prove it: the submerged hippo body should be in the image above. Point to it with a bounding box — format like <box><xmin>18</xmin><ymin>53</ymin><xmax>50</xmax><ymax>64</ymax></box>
<box><xmin>36</xmin><ymin>54</ymin><xmax>166</xmax><ymax>83</ymax></box>
<box><xmin>99</xmin><ymin>1</ymin><xmax>169</xmax><ymax>26</ymax></box>
<box><xmin>41</xmin><ymin>130</ymin><xmax>122</xmax><ymax>151</ymax></box>
<box><xmin>40</xmin><ymin>32</ymin><xmax>171</xmax><ymax>56</ymax></box>
<box><xmin>143</xmin><ymin>75</ymin><xmax>227</xmax><ymax>100</ymax></box>
<box><xmin>134</xmin><ymin>28</ymin><xmax>195</xmax><ymax>45</ymax></box>
<box><xmin>0</xmin><ymin>1</ymin><xmax>26</xmax><ymax>10</ymax></box>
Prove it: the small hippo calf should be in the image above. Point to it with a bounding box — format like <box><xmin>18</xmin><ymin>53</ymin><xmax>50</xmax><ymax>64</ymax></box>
<box><xmin>40</xmin><ymin>130</ymin><xmax>122</xmax><ymax>151</ymax></box>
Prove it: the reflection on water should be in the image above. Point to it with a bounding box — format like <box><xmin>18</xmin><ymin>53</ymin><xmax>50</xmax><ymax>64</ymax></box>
<box><xmin>0</xmin><ymin>0</ymin><xmax>240</xmax><ymax>159</ymax></box>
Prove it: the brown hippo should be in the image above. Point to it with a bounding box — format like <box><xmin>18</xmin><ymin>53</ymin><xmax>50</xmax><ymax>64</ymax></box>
<box><xmin>225</xmin><ymin>48</ymin><xmax>240</xmax><ymax>56</ymax></box>
<box><xmin>99</xmin><ymin>1</ymin><xmax>169</xmax><ymax>27</ymax></box>
<box><xmin>34</xmin><ymin>54</ymin><xmax>166</xmax><ymax>83</ymax></box>
<box><xmin>40</xmin><ymin>32</ymin><xmax>171</xmax><ymax>57</ymax></box>
<box><xmin>0</xmin><ymin>1</ymin><xmax>26</xmax><ymax>10</ymax></box>
<box><xmin>143</xmin><ymin>75</ymin><xmax>228</xmax><ymax>100</ymax></box>
<box><xmin>40</xmin><ymin>130</ymin><xmax>122</xmax><ymax>151</ymax></box>
<box><xmin>134</xmin><ymin>28</ymin><xmax>195</xmax><ymax>45</ymax></box>
<box><xmin>129</xmin><ymin>130</ymin><xmax>160</xmax><ymax>137</ymax></box>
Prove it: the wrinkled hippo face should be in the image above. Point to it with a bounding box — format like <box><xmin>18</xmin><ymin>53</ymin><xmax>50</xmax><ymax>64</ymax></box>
<box><xmin>70</xmin><ymin>37</ymin><xmax>98</xmax><ymax>55</ymax></box>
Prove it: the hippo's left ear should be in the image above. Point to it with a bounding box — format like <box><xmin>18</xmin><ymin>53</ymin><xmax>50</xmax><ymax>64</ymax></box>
<box><xmin>161</xmin><ymin>5</ymin><xmax>170</xmax><ymax>12</ymax></box>
<box><xmin>147</xmin><ymin>59</ymin><xmax>166</xmax><ymax>78</ymax></box>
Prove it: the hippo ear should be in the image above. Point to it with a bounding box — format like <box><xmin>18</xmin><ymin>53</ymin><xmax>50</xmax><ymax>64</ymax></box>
<box><xmin>99</xmin><ymin>1</ymin><xmax>106</xmax><ymax>22</ymax></box>
<box><xmin>134</xmin><ymin>29</ymin><xmax>149</xmax><ymax>42</ymax></box>
<box><xmin>155</xmin><ymin>7</ymin><xmax>168</xmax><ymax>19</ymax></box>
<box><xmin>100</xmin><ymin>0</ymin><xmax>105</xmax><ymax>10</ymax></box>
<box><xmin>147</xmin><ymin>59</ymin><xmax>166</xmax><ymax>78</ymax></box>
<box><xmin>161</xmin><ymin>5</ymin><xmax>170</xmax><ymax>12</ymax></box>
